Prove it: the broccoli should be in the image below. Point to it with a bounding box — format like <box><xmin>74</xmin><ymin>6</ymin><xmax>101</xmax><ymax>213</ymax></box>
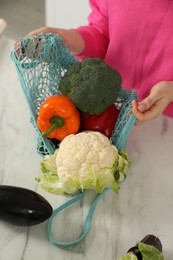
<box><xmin>59</xmin><ymin>58</ymin><xmax>122</xmax><ymax>114</ymax></box>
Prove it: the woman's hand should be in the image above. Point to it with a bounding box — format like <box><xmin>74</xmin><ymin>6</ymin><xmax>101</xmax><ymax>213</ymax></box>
<box><xmin>15</xmin><ymin>26</ymin><xmax>85</xmax><ymax>55</ymax></box>
<box><xmin>132</xmin><ymin>81</ymin><xmax>173</xmax><ymax>125</ymax></box>
<box><xmin>26</xmin><ymin>27</ymin><xmax>85</xmax><ymax>55</ymax></box>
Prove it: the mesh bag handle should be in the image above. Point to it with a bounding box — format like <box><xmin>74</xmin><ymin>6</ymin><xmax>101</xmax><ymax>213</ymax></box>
<box><xmin>47</xmin><ymin>189</ymin><xmax>108</xmax><ymax>248</ymax></box>
<box><xmin>11</xmin><ymin>33</ymin><xmax>138</xmax><ymax>247</ymax></box>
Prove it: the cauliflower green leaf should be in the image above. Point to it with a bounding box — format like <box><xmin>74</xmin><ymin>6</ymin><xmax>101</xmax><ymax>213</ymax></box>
<box><xmin>37</xmin><ymin>131</ymin><xmax>131</xmax><ymax>195</ymax></box>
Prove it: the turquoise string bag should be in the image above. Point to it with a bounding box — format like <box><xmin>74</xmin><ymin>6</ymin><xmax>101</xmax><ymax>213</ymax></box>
<box><xmin>11</xmin><ymin>33</ymin><xmax>137</xmax><ymax>248</ymax></box>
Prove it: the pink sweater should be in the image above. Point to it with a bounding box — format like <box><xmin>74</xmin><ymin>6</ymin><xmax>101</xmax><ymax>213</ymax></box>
<box><xmin>76</xmin><ymin>0</ymin><xmax>173</xmax><ymax>118</ymax></box>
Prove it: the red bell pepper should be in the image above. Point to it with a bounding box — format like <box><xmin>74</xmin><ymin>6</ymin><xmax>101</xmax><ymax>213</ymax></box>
<box><xmin>80</xmin><ymin>104</ymin><xmax>120</xmax><ymax>138</ymax></box>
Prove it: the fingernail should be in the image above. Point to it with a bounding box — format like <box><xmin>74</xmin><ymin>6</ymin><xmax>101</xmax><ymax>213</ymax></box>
<box><xmin>131</xmin><ymin>100</ymin><xmax>137</xmax><ymax>105</ymax></box>
<box><xmin>138</xmin><ymin>103</ymin><xmax>146</xmax><ymax>112</ymax></box>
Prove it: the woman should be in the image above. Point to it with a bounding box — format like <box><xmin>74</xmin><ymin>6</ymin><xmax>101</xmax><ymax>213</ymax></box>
<box><xmin>21</xmin><ymin>0</ymin><xmax>173</xmax><ymax>124</ymax></box>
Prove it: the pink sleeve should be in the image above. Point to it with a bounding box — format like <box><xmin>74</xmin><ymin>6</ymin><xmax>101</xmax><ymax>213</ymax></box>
<box><xmin>75</xmin><ymin>0</ymin><xmax>109</xmax><ymax>60</ymax></box>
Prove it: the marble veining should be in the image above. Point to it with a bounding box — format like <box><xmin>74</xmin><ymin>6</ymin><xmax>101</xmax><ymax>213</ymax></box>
<box><xmin>0</xmin><ymin>35</ymin><xmax>173</xmax><ymax>260</ymax></box>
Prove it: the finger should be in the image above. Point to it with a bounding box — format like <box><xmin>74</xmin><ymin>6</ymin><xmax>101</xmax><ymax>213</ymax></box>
<box><xmin>25</xmin><ymin>27</ymin><xmax>58</xmax><ymax>38</ymax></box>
<box><xmin>25</xmin><ymin>27</ymin><xmax>47</xmax><ymax>38</ymax></box>
<box><xmin>131</xmin><ymin>100</ymin><xmax>157</xmax><ymax>125</ymax></box>
<box><xmin>131</xmin><ymin>100</ymin><xmax>145</xmax><ymax>125</ymax></box>
<box><xmin>132</xmin><ymin>101</ymin><xmax>162</xmax><ymax>125</ymax></box>
<box><xmin>14</xmin><ymin>37</ymin><xmax>40</xmax><ymax>61</ymax></box>
<box><xmin>14</xmin><ymin>29</ymin><xmax>41</xmax><ymax>50</ymax></box>
<box><xmin>142</xmin><ymin>98</ymin><xmax>169</xmax><ymax>120</ymax></box>
<box><xmin>15</xmin><ymin>27</ymin><xmax>53</xmax><ymax>48</ymax></box>
<box><xmin>138</xmin><ymin>91</ymin><xmax>162</xmax><ymax>112</ymax></box>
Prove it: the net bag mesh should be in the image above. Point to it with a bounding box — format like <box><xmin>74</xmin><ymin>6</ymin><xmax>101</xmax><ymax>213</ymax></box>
<box><xmin>11</xmin><ymin>33</ymin><xmax>137</xmax><ymax>156</ymax></box>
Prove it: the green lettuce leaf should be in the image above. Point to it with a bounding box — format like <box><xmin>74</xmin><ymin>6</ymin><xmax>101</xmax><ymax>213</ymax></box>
<box><xmin>36</xmin><ymin>173</ymin><xmax>65</xmax><ymax>194</ymax></box>
<box><xmin>118</xmin><ymin>151</ymin><xmax>132</xmax><ymax>182</ymax></box>
<box><xmin>40</xmin><ymin>151</ymin><xmax>58</xmax><ymax>174</ymax></box>
<box><xmin>116</xmin><ymin>242</ymin><xmax>164</xmax><ymax>260</ymax></box>
<box><xmin>138</xmin><ymin>242</ymin><xmax>164</xmax><ymax>260</ymax></box>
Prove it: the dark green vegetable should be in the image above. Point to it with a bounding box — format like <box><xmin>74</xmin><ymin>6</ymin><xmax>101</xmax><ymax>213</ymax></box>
<box><xmin>59</xmin><ymin>58</ymin><xmax>122</xmax><ymax>115</ymax></box>
<box><xmin>0</xmin><ymin>185</ymin><xmax>53</xmax><ymax>226</ymax></box>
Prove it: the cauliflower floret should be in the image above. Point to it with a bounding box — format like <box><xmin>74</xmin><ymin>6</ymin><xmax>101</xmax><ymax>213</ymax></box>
<box><xmin>56</xmin><ymin>131</ymin><xmax>118</xmax><ymax>189</ymax></box>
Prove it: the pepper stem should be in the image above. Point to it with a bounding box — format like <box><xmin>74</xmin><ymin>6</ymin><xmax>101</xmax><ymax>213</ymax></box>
<box><xmin>42</xmin><ymin>116</ymin><xmax>64</xmax><ymax>138</ymax></box>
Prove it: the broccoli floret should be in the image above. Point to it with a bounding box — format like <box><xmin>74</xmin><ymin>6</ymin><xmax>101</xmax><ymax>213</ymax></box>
<box><xmin>59</xmin><ymin>58</ymin><xmax>122</xmax><ymax>114</ymax></box>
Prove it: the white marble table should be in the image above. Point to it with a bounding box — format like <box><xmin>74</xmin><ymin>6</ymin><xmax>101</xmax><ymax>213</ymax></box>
<box><xmin>0</xmin><ymin>35</ymin><xmax>173</xmax><ymax>260</ymax></box>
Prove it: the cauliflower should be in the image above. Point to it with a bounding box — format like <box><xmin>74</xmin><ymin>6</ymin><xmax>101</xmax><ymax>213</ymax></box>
<box><xmin>38</xmin><ymin>131</ymin><xmax>131</xmax><ymax>195</ymax></box>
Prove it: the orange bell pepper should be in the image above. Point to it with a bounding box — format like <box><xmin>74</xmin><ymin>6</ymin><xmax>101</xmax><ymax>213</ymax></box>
<box><xmin>36</xmin><ymin>95</ymin><xmax>80</xmax><ymax>141</ymax></box>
